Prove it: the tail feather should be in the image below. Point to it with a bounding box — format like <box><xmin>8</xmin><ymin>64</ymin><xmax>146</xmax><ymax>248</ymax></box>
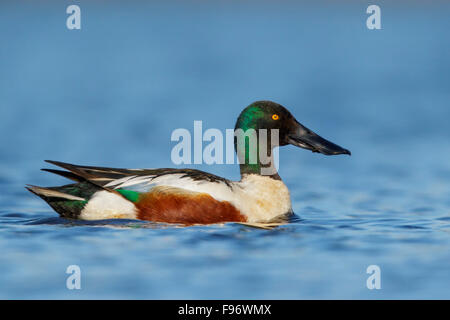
<box><xmin>40</xmin><ymin>169</ymin><xmax>85</xmax><ymax>183</ymax></box>
<box><xmin>28</xmin><ymin>160</ymin><xmax>131</xmax><ymax>219</ymax></box>
<box><xmin>44</xmin><ymin>160</ymin><xmax>108</xmax><ymax>186</ymax></box>
<box><xmin>26</xmin><ymin>185</ymin><xmax>86</xmax><ymax>201</ymax></box>
<box><xmin>26</xmin><ymin>182</ymin><xmax>100</xmax><ymax>219</ymax></box>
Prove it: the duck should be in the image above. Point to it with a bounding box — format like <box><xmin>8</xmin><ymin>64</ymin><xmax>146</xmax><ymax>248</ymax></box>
<box><xmin>27</xmin><ymin>101</ymin><xmax>350</xmax><ymax>225</ymax></box>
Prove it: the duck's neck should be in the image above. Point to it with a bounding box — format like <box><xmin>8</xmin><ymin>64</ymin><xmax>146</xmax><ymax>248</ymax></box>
<box><xmin>234</xmin><ymin>128</ymin><xmax>280</xmax><ymax>180</ymax></box>
<box><xmin>238</xmin><ymin>153</ymin><xmax>281</xmax><ymax>180</ymax></box>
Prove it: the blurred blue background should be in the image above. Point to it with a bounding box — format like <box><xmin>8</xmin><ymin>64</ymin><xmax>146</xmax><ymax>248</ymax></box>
<box><xmin>0</xmin><ymin>0</ymin><xmax>449</xmax><ymax>299</ymax></box>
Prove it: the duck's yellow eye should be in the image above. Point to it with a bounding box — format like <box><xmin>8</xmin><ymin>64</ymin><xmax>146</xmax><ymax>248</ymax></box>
<box><xmin>272</xmin><ymin>114</ymin><xmax>279</xmax><ymax>120</ymax></box>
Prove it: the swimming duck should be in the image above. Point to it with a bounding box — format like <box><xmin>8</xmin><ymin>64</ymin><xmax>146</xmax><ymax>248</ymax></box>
<box><xmin>27</xmin><ymin>101</ymin><xmax>350</xmax><ymax>225</ymax></box>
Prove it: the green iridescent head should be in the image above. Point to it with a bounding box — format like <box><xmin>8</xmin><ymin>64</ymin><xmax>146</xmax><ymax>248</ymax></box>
<box><xmin>234</xmin><ymin>100</ymin><xmax>351</xmax><ymax>177</ymax></box>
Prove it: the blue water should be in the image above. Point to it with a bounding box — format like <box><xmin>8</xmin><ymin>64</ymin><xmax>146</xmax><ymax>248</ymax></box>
<box><xmin>1</xmin><ymin>1</ymin><xmax>450</xmax><ymax>299</ymax></box>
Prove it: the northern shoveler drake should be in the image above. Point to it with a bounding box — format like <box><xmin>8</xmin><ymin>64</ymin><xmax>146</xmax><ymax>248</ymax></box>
<box><xmin>27</xmin><ymin>101</ymin><xmax>350</xmax><ymax>225</ymax></box>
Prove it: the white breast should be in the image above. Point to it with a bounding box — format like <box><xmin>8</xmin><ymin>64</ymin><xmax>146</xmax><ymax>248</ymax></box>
<box><xmin>231</xmin><ymin>174</ymin><xmax>292</xmax><ymax>222</ymax></box>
